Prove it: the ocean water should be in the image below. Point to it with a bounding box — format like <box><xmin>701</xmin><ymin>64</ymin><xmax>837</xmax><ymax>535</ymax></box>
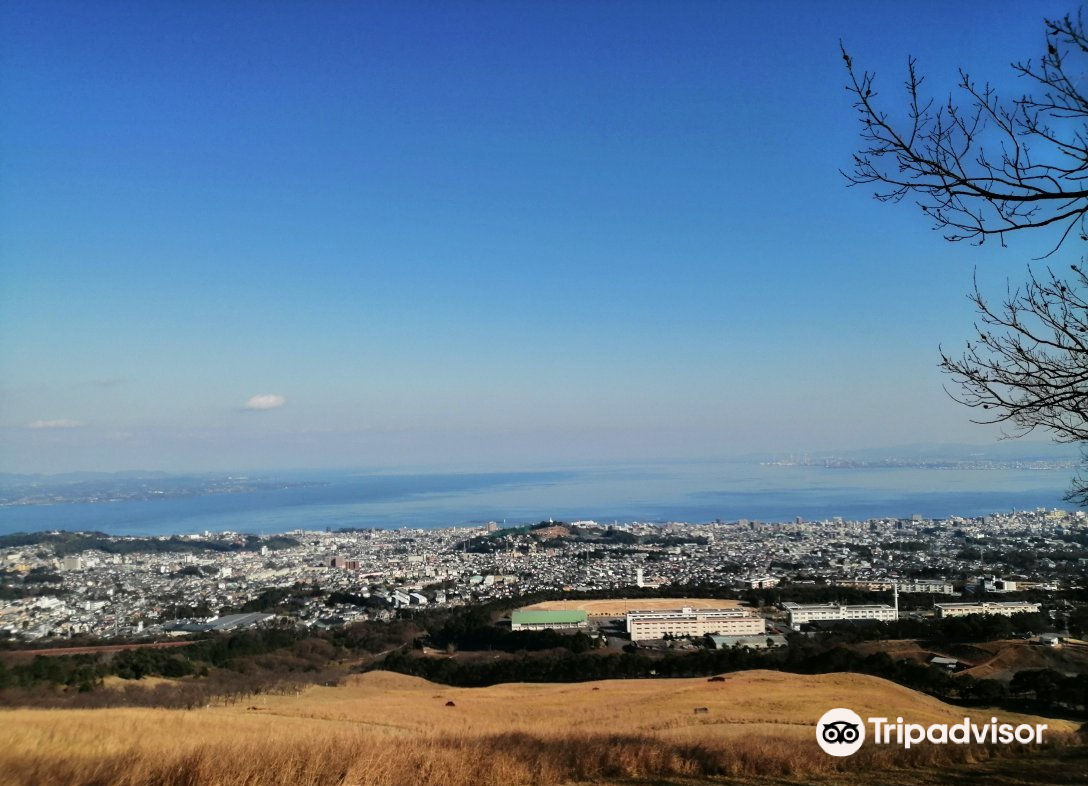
<box><xmin>0</xmin><ymin>461</ymin><xmax>1077</xmax><ymax>536</ymax></box>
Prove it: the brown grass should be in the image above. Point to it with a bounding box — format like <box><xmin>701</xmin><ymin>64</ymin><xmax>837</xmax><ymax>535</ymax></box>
<box><xmin>957</xmin><ymin>639</ymin><xmax>1088</xmax><ymax>681</ymax></box>
<box><xmin>0</xmin><ymin>670</ymin><xmax>1077</xmax><ymax>786</ymax></box>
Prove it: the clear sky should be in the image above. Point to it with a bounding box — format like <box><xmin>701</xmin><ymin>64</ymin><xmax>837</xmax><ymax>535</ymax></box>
<box><xmin>0</xmin><ymin>1</ymin><xmax>1077</xmax><ymax>473</ymax></box>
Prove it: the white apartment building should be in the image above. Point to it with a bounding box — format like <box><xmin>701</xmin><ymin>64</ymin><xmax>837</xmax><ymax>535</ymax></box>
<box><xmin>833</xmin><ymin>580</ymin><xmax>894</xmax><ymax>592</ymax></box>
<box><xmin>898</xmin><ymin>579</ymin><xmax>955</xmax><ymax>595</ymax></box>
<box><xmin>834</xmin><ymin>579</ymin><xmax>955</xmax><ymax>595</ymax></box>
<box><xmin>933</xmin><ymin>601</ymin><xmax>1041</xmax><ymax>619</ymax></box>
<box><xmin>783</xmin><ymin>587</ymin><xmax>899</xmax><ymax>628</ymax></box>
<box><xmin>782</xmin><ymin>602</ymin><xmax>899</xmax><ymax>627</ymax></box>
<box><xmin>626</xmin><ymin>607</ymin><xmax>765</xmax><ymax>642</ymax></box>
<box><xmin>979</xmin><ymin>576</ymin><xmax>1018</xmax><ymax>593</ymax></box>
<box><xmin>746</xmin><ymin>576</ymin><xmax>780</xmax><ymax>590</ymax></box>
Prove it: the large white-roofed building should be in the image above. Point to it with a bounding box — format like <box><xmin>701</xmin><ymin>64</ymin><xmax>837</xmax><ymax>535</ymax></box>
<box><xmin>782</xmin><ymin>602</ymin><xmax>898</xmax><ymax>628</ymax></box>
<box><xmin>626</xmin><ymin>607</ymin><xmax>765</xmax><ymax>642</ymax></box>
<box><xmin>933</xmin><ymin>601</ymin><xmax>1041</xmax><ymax>619</ymax></box>
<box><xmin>783</xmin><ymin>586</ymin><xmax>899</xmax><ymax>629</ymax></box>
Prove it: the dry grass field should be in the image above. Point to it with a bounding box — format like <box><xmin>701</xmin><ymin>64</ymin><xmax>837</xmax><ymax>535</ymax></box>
<box><xmin>957</xmin><ymin>639</ymin><xmax>1088</xmax><ymax>681</ymax></box>
<box><xmin>1</xmin><ymin>669</ymin><xmax>1078</xmax><ymax>786</ymax></box>
<box><xmin>850</xmin><ymin>638</ymin><xmax>1088</xmax><ymax>682</ymax></box>
<box><xmin>519</xmin><ymin>597</ymin><xmax>743</xmax><ymax>617</ymax></box>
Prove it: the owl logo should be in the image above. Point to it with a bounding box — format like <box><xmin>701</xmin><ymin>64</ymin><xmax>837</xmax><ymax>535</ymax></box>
<box><xmin>816</xmin><ymin>708</ymin><xmax>866</xmax><ymax>756</ymax></box>
<box><xmin>822</xmin><ymin>720</ymin><xmax>861</xmax><ymax>744</ymax></box>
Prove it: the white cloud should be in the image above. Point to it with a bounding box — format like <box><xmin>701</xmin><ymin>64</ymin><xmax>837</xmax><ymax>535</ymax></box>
<box><xmin>244</xmin><ymin>394</ymin><xmax>286</xmax><ymax>411</ymax></box>
<box><xmin>26</xmin><ymin>419</ymin><xmax>85</xmax><ymax>429</ymax></box>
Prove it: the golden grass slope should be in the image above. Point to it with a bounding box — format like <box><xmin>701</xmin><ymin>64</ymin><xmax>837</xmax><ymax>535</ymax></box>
<box><xmin>0</xmin><ymin>670</ymin><xmax>1078</xmax><ymax>786</ymax></box>
<box><xmin>229</xmin><ymin>669</ymin><xmax>1072</xmax><ymax>738</ymax></box>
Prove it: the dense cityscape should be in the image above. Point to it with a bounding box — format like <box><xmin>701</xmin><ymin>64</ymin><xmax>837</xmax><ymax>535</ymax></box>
<box><xmin>5</xmin><ymin>2</ymin><xmax>1087</xmax><ymax>783</ymax></box>
<box><xmin>3</xmin><ymin>507</ymin><xmax>1084</xmax><ymax>643</ymax></box>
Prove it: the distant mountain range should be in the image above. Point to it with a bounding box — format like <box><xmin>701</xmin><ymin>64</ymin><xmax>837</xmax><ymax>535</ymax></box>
<box><xmin>0</xmin><ymin>470</ymin><xmax>176</xmax><ymax>486</ymax></box>
<box><xmin>2</xmin><ymin>443</ymin><xmax>1082</xmax><ymax>488</ymax></box>
<box><xmin>750</xmin><ymin>441</ymin><xmax>1082</xmax><ymax>465</ymax></box>
<box><xmin>0</xmin><ymin>472</ymin><xmax>325</xmax><ymax>508</ymax></box>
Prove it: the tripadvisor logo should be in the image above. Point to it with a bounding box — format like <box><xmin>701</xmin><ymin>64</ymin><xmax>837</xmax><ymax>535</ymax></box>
<box><xmin>816</xmin><ymin>708</ymin><xmax>1048</xmax><ymax>756</ymax></box>
<box><xmin>816</xmin><ymin>708</ymin><xmax>865</xmax><ymax>756</ymax></box>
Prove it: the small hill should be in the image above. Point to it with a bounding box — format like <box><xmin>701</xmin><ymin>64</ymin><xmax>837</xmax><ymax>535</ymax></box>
<box><xmin>849</xmin><ymin>638</ymin><xmax>1088</xmax><ymax>682</ymax></box>
<box><xmin>0</xmin><ymin>669</ymin><xmax>1076</xmax><ymax>786</ymax></box>
<box><xmin>958</xmin><ymin>639</ymin><xmax>1088</xmax><ymax>681</ymax></box>
<box><xmin>530</xmin><ymin>524</ymin><xmax>570</xmax><ymax>539</ymax></box>
<box><xmin>274</xmin><ymin>668</ymin><xmax>1065</xmax><ymax>737</ymax></box>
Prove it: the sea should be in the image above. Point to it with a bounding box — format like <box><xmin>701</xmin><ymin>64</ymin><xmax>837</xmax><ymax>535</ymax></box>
<box><xmin>0</xmin><ymin>460</ymin><xmax>1079</xmax><ymax>537</ymax></box>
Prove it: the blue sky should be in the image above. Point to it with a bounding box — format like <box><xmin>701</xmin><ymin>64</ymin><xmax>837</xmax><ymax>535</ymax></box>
<box><xmin>0</xmin><ymin>1</ymin><xmax>1077</xmax><ymax>473</ymax></box>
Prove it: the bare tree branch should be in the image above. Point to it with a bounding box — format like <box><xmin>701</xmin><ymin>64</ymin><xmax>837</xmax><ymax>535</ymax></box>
<box><xmin>842</xmin><ymin>12</ymin><xmax>1088</xmax><ymax>257</ymax></box>
<box><xmin>939</xmin><ymin>265</ymin><xmax>1088</xmax><ymax>502</ymax></box>
<box><xmin>846</xmin><ymin>11</ymin><xmax>1088</xmax><ymax>503</ymax></box>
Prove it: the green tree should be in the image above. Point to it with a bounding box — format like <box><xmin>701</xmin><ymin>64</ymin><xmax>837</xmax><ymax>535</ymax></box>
<box><xmin>1010</xmin><ymin>668</ymin><xmax>1064</xmax><ymax>705</ymax></box>
<box><xmin>972</xmin><ymin>678</ymin><xmax>1008</xmax><ymax>704</ymax></box>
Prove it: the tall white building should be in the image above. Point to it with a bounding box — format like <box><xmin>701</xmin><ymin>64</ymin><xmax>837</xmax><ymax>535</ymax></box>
<box><xmin>933</xmin><ymin>601</ymin><xmax>1040</xmax><ymax>619</ymax></box>
<box><xmin>783</xmin><ymin>586</ymin><xmax>899</xmax><ymax>628</ymax></box>
<box><xmin>626</xmin><ymin>607</ymin><xmax>765</xmax><ymax>642</ymax></box>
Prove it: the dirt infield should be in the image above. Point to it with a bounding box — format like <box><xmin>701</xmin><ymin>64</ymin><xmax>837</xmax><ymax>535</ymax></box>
<box><xmin>518</xmin><ymin>597</ymin><xmax>743</xmax><ymax>617</ymax></box>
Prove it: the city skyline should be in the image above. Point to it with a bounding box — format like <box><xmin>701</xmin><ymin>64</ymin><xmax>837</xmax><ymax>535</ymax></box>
<box><xmin>1</xmin><ymin>2</ymin><xmax>1077</xmax><ymax>473</ymax></box>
